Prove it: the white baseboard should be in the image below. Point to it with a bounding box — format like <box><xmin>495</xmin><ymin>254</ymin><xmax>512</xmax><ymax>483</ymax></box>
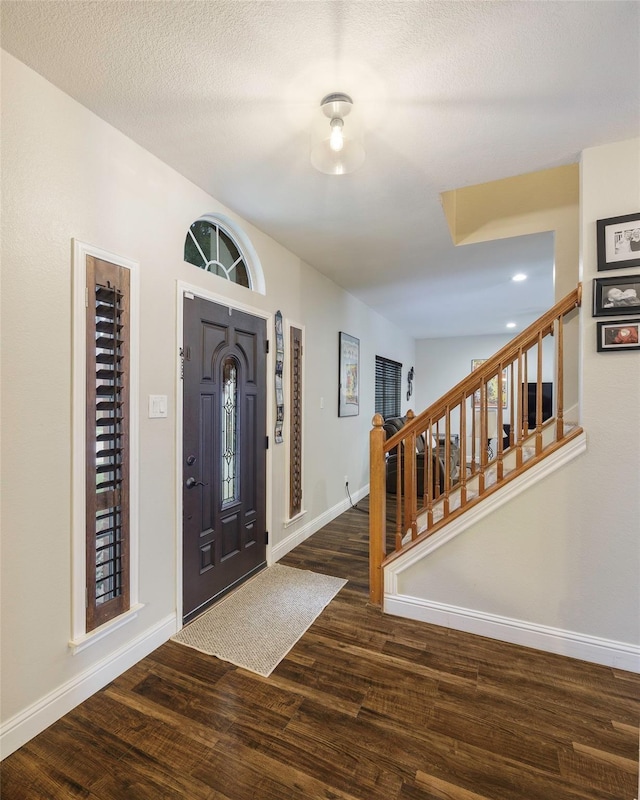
<box><xmin>271</xmin><ymin>484</ymin><xmax>369</xmax><ymax>563</ymax></box>
<box><xmin>384</xmin><ymin>594</ymin><xmax>640</xmax><ymax>673</ymax></box>
<box><xmin>0</xmin><ymin>613</ymin><xmax>177</xmax><ymax>759</ymax></box>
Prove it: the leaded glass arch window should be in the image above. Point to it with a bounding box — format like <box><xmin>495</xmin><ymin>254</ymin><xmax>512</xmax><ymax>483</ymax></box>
<box><xmin>184</xmin><ymin>218</ymin><xmax>251</xmax><ymax>288</ymax></box>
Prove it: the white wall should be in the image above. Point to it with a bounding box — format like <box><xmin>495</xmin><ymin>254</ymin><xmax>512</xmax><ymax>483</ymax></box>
<box><xmin>398</xmin><ymin>137</ymin><xmax>640</xmax><ymax>652</ymax></box>
<box><xmin>0</xmin><ymin>51</ymin><xmax>414</xmax><ymax>748</ymax></box>
<box><xmin>415</xmin><ymin>333</ymin><xmax>556</xmax><ymax>412</ymax></box>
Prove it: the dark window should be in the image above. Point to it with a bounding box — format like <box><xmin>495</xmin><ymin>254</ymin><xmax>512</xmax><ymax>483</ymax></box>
<box><xmin>184</xmin><ymin>219</ymin><xmax>250</xmax><ymax>288</ymax></box>
<box><xmin>375</xmin><ymin>356</ymin><xmax>402</xmax><ymax>419</ymax></box>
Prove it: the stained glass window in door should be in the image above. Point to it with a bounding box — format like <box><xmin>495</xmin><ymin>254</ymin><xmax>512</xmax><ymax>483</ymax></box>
<box><xmin>222</xmin><ymin>357</ymin><xmax>239</xmax><ymax>504</ymax></box>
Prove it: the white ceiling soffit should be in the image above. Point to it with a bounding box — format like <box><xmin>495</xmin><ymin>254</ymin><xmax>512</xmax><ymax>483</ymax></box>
<box><xmin>2</xmin><ymin>1</ymin><xmax>639</xmax><ymax>339</ymax></box>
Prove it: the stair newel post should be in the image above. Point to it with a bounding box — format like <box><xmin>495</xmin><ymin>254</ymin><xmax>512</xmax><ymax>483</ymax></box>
<box><xmin>556</xmin><ymin>315</ymin><xmax>565</xmax><ymax>442</ymax></box>
<box><xmin>404</xmin><ymin>410</ymin><xmax>418</xmax><ymax>541</ymax></box>
<box><xmin>369</xmin><ymin>414</ymin><xmax>386</xmax><ymax>607</ymax></box>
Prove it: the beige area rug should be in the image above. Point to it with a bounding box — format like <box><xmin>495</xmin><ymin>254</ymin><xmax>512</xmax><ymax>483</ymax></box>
<box><xmin>172</xmin><ymin>564</ymin><xmax>347</xmax><ymax>676</ymax></box>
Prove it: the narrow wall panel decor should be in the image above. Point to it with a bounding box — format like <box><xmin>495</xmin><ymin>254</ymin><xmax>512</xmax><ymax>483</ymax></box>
<box><xmin>289</xmin><ymin>326</ymin><xmax>303</xmax><ymax>517</ymax></box>
<box><xmin>274</xmin><ymin>310</ymin><xmax>284</xmax><ymax>443</ymax></box>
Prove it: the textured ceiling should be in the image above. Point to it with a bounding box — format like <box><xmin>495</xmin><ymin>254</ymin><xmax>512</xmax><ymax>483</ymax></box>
<box><xmin>2</xmin><ymin>1</ymin><xmax>639</xmax><ymax>338</ymax></box>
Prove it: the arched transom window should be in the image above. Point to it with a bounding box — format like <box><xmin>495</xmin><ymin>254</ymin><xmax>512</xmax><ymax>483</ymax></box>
<box><xmin>184</xmin><ymin>218</ymin><xmax>251</xmax><ymax>288</ymax></box>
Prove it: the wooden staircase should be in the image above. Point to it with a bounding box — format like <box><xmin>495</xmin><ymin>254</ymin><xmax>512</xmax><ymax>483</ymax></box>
<box><xmin>369</xmin><ymin>285</ymin><xmax>583</xmax><ymax>606</ymax></box>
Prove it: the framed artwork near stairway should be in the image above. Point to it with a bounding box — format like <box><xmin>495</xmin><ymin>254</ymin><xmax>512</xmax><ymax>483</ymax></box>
<box><xmin>338</xmin><ymin>332</ymin><xmax>359</xmax><ymax>416</ymax></box>
<box><xmin>592</xmin><ymin>274</ymin><xmax>640</xmax><ymax>316</ymax></box>
<box><xmin>597</xmin><ymin>212</ymin><xmax>640</xmax><ymax>271</ymax></box>
<box><xmin>596</xmin><ymin>319</ymin><xmax>640</xmax><ymax>352</ymax></box>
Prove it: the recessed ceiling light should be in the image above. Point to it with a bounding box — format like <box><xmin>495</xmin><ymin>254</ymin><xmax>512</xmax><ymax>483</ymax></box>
<box><xmin>512</xmin><ymin>273</ymin><xmax>527</xmax><ymax>282</ymax></box>
<box><xmin>506</xmin><ymin>322</ymin><xmax>517</xmax><ymax>329</ymax></box>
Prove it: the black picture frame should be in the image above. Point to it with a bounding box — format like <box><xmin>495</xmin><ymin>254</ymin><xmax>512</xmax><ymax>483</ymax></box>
<box><xmin>596</xmin><ymin>319</ymin><xmax>640</xmax><ymax>352</ymax></box>
<box><xmin>596</xmin><ymin>213</ymin><xmax>640</xmax><ymax>271</ymax></box>
<box><xmin>592</xmin><ymin>274</ymin><xmax>640</xmax><ymax>317</ymax></box>
<box><xmin>338</xmin><ymin>332</ymin><xmax>359</xmax><ymax>417</ymax></box>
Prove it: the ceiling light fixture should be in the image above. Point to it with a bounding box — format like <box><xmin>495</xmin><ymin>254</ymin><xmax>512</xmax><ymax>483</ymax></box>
<box><xmin>311</xmin><ymin>93</ymin><xmax>365</xmax><ymax>176</ymax></box>
<box><xmin>512</xmin><ymin>273</ymin><xmax>527</xmax><ymax>282</ymax></box>
<box><xmin>506</xmin><ymin>322</ymin><xmax>517</xmax><ymax>329</ymax></box>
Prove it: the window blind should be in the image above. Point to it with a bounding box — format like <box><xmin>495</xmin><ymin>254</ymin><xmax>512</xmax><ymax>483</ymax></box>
<box><xmin>375</xmin><ymin>356</ymin><xmax>402</xmax><ymax>419</ymax></box>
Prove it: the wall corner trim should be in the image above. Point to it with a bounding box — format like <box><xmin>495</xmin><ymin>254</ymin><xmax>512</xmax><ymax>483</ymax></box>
<box><xmin>383</xmin><ymin>595</ymin><xmax>639</xmax><ymax>673</ymax></box>
<box><xmin>271</xmin><ymin>484</ymin><xmax>369</xmax><ymax>563</ymax></box>
<box><xmin>0</xmin><ymin>614</ymin><xmax>177</xmax><ymax>760</ymax></box>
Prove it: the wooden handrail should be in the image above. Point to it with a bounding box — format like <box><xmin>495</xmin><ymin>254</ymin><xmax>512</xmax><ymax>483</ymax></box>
<box><xmin>369</xmin><ymin>284</ymin><xmax>582</xmax><ymax>607</ymax></box>
<box><xmin>384</xmin><ymin>285</ymin><xmax>581</xmax><ymax>453</ymax></box>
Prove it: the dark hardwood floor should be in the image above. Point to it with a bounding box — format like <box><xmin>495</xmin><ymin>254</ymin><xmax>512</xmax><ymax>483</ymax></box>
<box><xmin>2</xmin><ymin>499</ymin><xmax>638</xmax><ymax>799</ymax></box>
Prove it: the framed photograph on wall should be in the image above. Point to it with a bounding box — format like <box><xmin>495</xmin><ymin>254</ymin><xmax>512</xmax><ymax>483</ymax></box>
<box><xmin>596</xmin><ymin>319</ymin><xmax>640</xmax><ymax>352</ymax></box>
<box><xmin>338</xmin><ymin>332</ymin><xmax>359</xmax><ymax>416</ymax></box>
<box><xmin>592</xmin><ymin>274</ymin><xmax>640</xmax><ymax>316</ymax></box>
<box><xmin>471</xmin><ymin>358</ymin><xmax>507</xmax><ymax>408</ymax></box>
<box><xmin>596</xmin><ymin>212</ymin><xmax>640</xmax><ymax>271</ymax></box>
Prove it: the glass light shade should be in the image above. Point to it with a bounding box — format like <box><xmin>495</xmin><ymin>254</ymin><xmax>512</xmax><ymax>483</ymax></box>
<box><xmin>311</xmin><ymin>134</ymin><xmax>365</xmax><ymax>175</ymax></box>
<box><xmin>311</xmin><ymin>92</ymin><xmax>364</xmax><ymax>175</ymax></box>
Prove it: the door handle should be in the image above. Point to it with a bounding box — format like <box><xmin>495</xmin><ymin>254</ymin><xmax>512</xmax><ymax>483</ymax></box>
<box><xmin>185</xmin><ymin>477</ymin><xmax>208</xmax><ymax>489</ymax></box>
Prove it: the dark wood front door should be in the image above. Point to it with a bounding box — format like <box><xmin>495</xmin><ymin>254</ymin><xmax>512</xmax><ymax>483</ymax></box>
<box><xmin>182</xmin><ymin>295</ymin><xmax>267</xmax><ymax>623</ymax></box>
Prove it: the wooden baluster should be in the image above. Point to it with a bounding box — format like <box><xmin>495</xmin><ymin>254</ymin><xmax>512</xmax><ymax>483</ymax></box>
<box><xmin>395</xmin><ymin>440</ymin><xmax>402</xmax><ymax>549</ymax></box>
<box><xmin>369</xmin><ymin>414</ymin><xmax>386</xmax><ymax>606</ymax></box>
<box><xmin>496</xmin><ymin>363</ymin><xmax>504</xmax><ymax>481</ymax></box>
<box><xmin>434</xmin><ymin>418</ymin><xmax>441</xmax><ymax>499</ymax></box>
<box><xmin>556</xmin><ymin>315</ymin><xmax>565</xmax><ymax>442</ymax></box>
<box><xmin>470</xmin><ymin>388</ymin><xmax>477</xmax><ymax>475</ymax></box>
<box><xmin>523</xmin><ymin>349</ymin><xmax>529</xmax><ymax>437</ymax></box>
<box><xmin>509</xmin><ymin>361</ymin><xmax>515</xmax><ymax>448</ymax></box>
<box><xmin>459</xmin><ymin>396</ymin><xmax>467</xmax><ymax>507</ymax></box>
<box><xmin>418</xmin><ymin>420</ymin><xmax>426</xmax><ymax>512</ymax></box>
<box><xmin>478</xmin><ymin>382</ymin><xmax>486</xmax><ymax>495</ymax></box>
<box><xmin>404</xmin><ymin>409</ymin><xmax>418</xmax><ymax>541</ymax></box>
<box><xmin>426</xmin><ymin>418</ymin><xmax>434</xmax><ymax>530</ymax></box>
<box><xmin>536</xmin><ymin>332</ymin><xmax>543</xmax><ymax>455</ymax></box>
<box><xmin>516</xmin><ymin>349</ymin><xmax>525</xmax><ymax>468</ymax></box>
<box><xmin>443</xmin><ymin>407</ymin><xmax>451</xmax><ymax>518</ymax></box>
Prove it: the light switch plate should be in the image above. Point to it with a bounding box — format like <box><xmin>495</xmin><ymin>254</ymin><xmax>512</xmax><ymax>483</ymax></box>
<box><xmin>148</xmin><ymin>395</ymin><xmax>168</xmax><ymax>418</ymax></box>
